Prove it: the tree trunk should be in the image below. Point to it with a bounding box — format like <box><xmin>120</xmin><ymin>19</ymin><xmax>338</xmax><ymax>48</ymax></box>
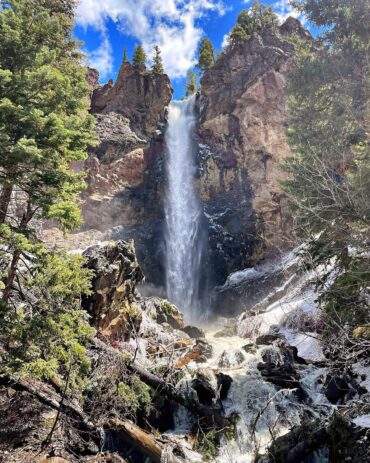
<box><xmin>105</xmin><ymin>418</ymin><xmax>183</xmax><ymax>463</ymax></box>
<box><xmin>2</xmin><ymin>201</ymin><xmax>33</xmax><ymax>302</ymax></box>
<box><xmin>0</xmin><ymin>183</ymin><xmax>13</xmax><ymax>224</ymax></box>
<box><xmin>93</xmin><ymin>338</ymin><xmax>226</xmax><ymax>428</ymax></box>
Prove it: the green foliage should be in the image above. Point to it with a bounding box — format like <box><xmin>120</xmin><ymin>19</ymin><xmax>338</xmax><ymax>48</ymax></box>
<box><xmin>151</xmin><ymin>45</ymin><xmax>164</xmax><ymax>74</ymax></box>
<box><xmin>0</xmin><ymin>250</ymin><xmax>95</xmax><ymax>390</ymax></box>
<box><xmin>132</xmin><ymin>44</ymin><xmax>147</xmax><ymax>67</ymax></box>
<box><xmin>197</xmin><ymin>38</ymin><xmax>215</xmax><ymax>73</ymax></box>
<box><xmin>185</xmin><ymin>70</ymin><xmax>198</xmax><ymax>97</ymax></box>
<box><xmin>229</xmin><ymin>1</ymin><xmax>278</xmax><ymax>46</ymax></box>
<box><xmin>195</xmin><ymin>430</ymin><xmax>218</xmax><ymax>461</ymax></box>
<box><xmin>160</xmin><ymin>300</ymin><xmax>177</xmax><ymax>316</ymax></box>
<box><xmin>0</xmin><ymin>0</ymin><xmax>96</xmax><ymax>231</ymax></box>
<box><xmin>282</xmin><ymin>0</ymin><xmax>370</xmax><ymax>333</ymax></box>
<box><xmin>122</xmin><ymin>47</ymin><xmax>128</xmax><ymax>63</ymax></box>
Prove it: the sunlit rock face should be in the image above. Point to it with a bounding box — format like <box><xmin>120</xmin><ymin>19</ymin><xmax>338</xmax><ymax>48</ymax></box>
<box><xmin>197</xmin><ymin>18</ymin><xmax>311</xmax><ymax>283</ymax></box>
<box><xmin>91</xmin><ymin>62</ymin><xmax>173</xmax><ymax>138</ymax></box>
<box><xmin>76</xmin><ymin>63</ymin><xmax>174</xmax><ymax>285</ymax></box>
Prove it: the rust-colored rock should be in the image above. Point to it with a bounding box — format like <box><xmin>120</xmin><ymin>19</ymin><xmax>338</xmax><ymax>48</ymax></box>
<box><xmin>91</xmin><ymin>62</ymin><xmax>173</xmax><ymax>138</ymax></box>
<box><xmin>197</xmin><ymin>20</ymin><xmax>311</xmax><ymax>277</ymax></box>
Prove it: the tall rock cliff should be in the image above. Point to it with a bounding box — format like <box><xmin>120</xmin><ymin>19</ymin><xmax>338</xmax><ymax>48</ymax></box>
<box><xmin>43</xmin><ymin>62</ymin><xmax>173</xmax><ymax>285</ymax></box>
<box><xmin>43</xmin><ymin>18</ymin><xmax>310</xmax><ymax>293</ymax></box>
<box><xmin>196</xmin><ymin>18</ymin><xmax>311</xmax><ymax>283</ymax></box>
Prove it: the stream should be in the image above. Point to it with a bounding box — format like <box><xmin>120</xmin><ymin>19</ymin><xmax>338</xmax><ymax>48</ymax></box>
<box><xmin>162</xmin><ymin>97</ymin><xmax>333</xmax><ymax>461</ymax></box>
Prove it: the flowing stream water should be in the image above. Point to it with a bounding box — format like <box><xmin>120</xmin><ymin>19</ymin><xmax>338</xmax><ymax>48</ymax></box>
<box><xmin>163</xmin><ymin>97</ymin><xmax>333</xmax><ymax>462</ymax></box>
<box><xmin>164</xmin><ymin>96</ymin><xmax>205</xmax><ymax>322</ymax></box>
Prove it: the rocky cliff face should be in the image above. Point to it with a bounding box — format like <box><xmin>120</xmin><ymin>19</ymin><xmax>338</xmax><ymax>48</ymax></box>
<box><xmin>91</xmin><ymin>62</ymin><xmax>173</xmax><ymax>138</ymax></box>
<box><xmin>72</xmin><ymin>62</ymin><xmax>173</xmax><ymax>284</ymax></box>
<box><xmin>43</xmin><ymin>19</ymin><xmax>309</xmax><ymax>296</ymax></box>
<box><xmin>197</xmin><ymin>18</ymin><xmax>310</xmax><ymax>283</ymax></box>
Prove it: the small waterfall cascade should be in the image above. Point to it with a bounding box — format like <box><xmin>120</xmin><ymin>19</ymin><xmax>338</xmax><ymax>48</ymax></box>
<box><xmin>164</xmin><ymin>95</ymin><xmax>205</xmax><ymax>321</ymax></box>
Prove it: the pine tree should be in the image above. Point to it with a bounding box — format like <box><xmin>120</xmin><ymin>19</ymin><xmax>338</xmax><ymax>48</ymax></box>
<box><xmin>0</xmin><ymin>0</ymin><xmax>96</xmax><ymax>389</ymax></box>
<box><xmin>185</xmin><ymin>70</ymin><xmax>197</xmax><ymax>97</ymax></box>
<box><xmin>229</xmin><ymin>1</ymin><xmax>278</xmax><ymax>46</ymax></box>
<box><xmin>151</xmin><ymin>45</ymin><xmax>164</xmax><ymax>74</ymax></box>
<box><xmin>282</xmin><ymin>0</ymin><xmax>370</xmax><ymax>335</ymax></box>
<box><xmin>123</xmin><ymin>47</ymin><xmax>128</xmax><ymax>63</ymax></box>
<box><xmin>0</xmin><ymin>0</ymin><xmax>95</xmax><ymax>303</ymax></box>
<box><xmin>132</xmin><ymin>44</ymin><xmax>147</xmax><ymax>67</ymax></box>
<box><xmin>197</xmin><ymin>38</ymin><xmax>215</xmax><ymax>73</ymax></box>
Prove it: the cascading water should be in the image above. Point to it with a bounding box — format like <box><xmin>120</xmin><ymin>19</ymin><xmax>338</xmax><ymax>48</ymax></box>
<box><xmin>164</xmin><ymin>95</ymin><xmax>205</xmax><ymax>321</ymax></box>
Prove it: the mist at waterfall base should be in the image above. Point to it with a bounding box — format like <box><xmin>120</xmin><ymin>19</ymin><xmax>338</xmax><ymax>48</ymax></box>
<box><xmin>164</xmin><ymin>96</ymin><xmax>208</xmax><ymax>322</ymax></box>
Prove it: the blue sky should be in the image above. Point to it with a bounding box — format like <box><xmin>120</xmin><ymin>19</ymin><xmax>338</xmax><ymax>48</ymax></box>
<box><xmin>75</xmin><ymin>0</ymin><xmax>308</xmax><ymax>99</ymax></box>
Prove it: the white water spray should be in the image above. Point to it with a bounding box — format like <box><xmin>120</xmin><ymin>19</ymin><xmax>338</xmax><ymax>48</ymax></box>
<box><xmin>164</xmin><ymin>95</ymin><xmax>204</xmax><ymax>321</ymax></box>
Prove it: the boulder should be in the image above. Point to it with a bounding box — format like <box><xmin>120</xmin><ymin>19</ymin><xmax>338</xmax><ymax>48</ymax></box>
<box><xmin>256</xmin><ymin>333</ymin><xmax>284</xmax><ymax>345</ymax></box>
<box><xmin>82</xmin><ymin>240</ymin><xmax>144</xmax><ymax>340</ymax></box>
<box><xmin>181</xmin><ymin>325</ymin><xmax>205</xmax><ymax>339</ymax></box>
<box><xmin>323</xmin><ymin>374</ymin><xmax>364</xmax><ymax>405</ymax></box>
<box><xmin>216</xmin><ymin>373</ymin><xmax>233</xmax><ymax>400</ymax></box>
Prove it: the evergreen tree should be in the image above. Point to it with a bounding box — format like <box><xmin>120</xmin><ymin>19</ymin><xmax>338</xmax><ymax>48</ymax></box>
<box><xmin>0</xmin><ymin>0</ymin><xmax>95</xmax><ymax>302</ymax></box>
<box><xmin>122</xmin><ymin>47</ymin><xmax>128</xmax><ymax>63</ymax></box>
<box><xmin>185</xmin><ymin>70</ymin><xmax>197</xmax><ymax>97</ymax></box>
<box><xmin>229</xmin><ymin>1</ymin><xmax>278</xmax><ymax>46</ymax></box>
<box><xmin>283</xmin><ymin>0</ymin><xmax>370</xmax><ymax>338</ymax></box>
<box><xmin>0</xmin><ymin>0</ymin><xmax>96</xmax><ymax>391</ymax></box>
<box><xmin>151</xmin><ymin>45</ymin><xmax>164</xmax><ymax>74</ymax></box>
<box><xmin>197</xmin><ymin>38</ymin><xmax>215</xmax><ymax>73</ymax></box>
<box><xmin>132</xmin><ymin>44</ymin><xmax>147</xmax><ymax>67</ymax></box>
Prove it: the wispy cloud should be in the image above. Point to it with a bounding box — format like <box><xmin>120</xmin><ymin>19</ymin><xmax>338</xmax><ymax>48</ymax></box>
<box><xmin>273</xmin><ymin>0</ymin><xmax>306</xmax><ymax>24</ymax></box>
<box><xmin>76</xmin><ymin>0</ymin><xmax>226</xmax><ymax>79</ymax></box>
<box><xmin>86</xmin><ymin>33</ymin><xmax>114</xmax><ymax>79</ymax></box>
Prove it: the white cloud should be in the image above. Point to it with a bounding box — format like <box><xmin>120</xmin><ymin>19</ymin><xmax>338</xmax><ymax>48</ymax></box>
<box><xmin>76</xmin><ymin>0</ymin><xmax>226</xmax><ymax>79</ymax></box>
<box><xmin>86</xmin><ymin>33</ymin><xmax>114</xmax><ymax>79</ymax></box>
<box><xmin>273</xmin><ymin>0</ymin><xmax>305</xmax><ymax>24</ymax></box>
<box><xmin>221</xmin><ymin>33</ymin><xmax>230</xmax><ymax>49</ymax></box>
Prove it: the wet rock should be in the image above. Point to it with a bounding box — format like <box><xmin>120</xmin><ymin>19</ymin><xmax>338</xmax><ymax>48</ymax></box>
<box><xmin>181</xmin><ymin>325</ymin><xmax>205</xmax><ymax>339</ymax></box>
<box><xmin>192</xmin><ymin>376</ymin><xmax>216</xmax><ymax>406</ymax></box>
<box><xmin>242</xmin><ymin>343</ymin><xmax>257</xmax><ymax>354</ymax></box>
<box><xmin>218</xmin><ymin>349</ymin><xmax>246</xmax><ymax>369</ymax></box>
<box><xmin>257</xmin><ymin>345</ymin><xmax>306</xmax><ymax>399</ymax></box>
<box><xmin>216</xmin><ymin>373</ymin><xmax>233</xmax><ymax>400</ymax></box>
<box><xmin>256</xmin><ymin>333</ymin><xmax>284</xmax><ymax>345</ymax></box>
<box><xmin>323</xmin><ymin>374</ymin><xmax>364</xmax><ymax>405</ymax></box>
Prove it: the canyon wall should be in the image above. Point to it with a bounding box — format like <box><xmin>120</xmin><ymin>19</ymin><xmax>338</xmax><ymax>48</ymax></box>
<box><xmin>44</xmin><ymin>18</ymin><xmax>310</xmax><ymax>292</ymax></box>
<box><xmin>197</xmin><ymin>17</ymin><xmax>311</xmax><ymax>283</ymax></box>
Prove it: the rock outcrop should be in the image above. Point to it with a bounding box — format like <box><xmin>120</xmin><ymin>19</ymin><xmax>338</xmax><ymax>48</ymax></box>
<box><xmin>82</xmin><ymin>240</ymin><xmax>144</xmax><ymax>340</ymax></box>
<box><xmin>75</xmin><ymin>63</ymin><xmax>173</xmax><ymax>283</ymax></box>
<box><xmin>197</xmin><ymin>19</ymin><xmax>311</xmax><ymax>281</ymax></box>
<box><xmin>91</xmin><ymin>62</ymin><xmax>173</xmax><ymax>138</ymax></box>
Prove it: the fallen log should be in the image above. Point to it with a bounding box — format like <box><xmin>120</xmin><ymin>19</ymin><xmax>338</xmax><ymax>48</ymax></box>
<box><xmin>93</xmin><ymin>338</ymin><xmax>226</xmax><ymax>428</ymax></box>
<box><xmin>0</xmin><ymin>375</ymin><xmax>96</xmax><ymax>432</ymax></box>
<box><xmin>106</xmin><ymin>418</ymin><xmax>183</xmax><ymax>463</ymax></box>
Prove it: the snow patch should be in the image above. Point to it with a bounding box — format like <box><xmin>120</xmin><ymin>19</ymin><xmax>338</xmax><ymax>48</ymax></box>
<box><xmin>353</xmin><ymin>415</ymin><xmax>370</xmax><ymax>428</ymax></box>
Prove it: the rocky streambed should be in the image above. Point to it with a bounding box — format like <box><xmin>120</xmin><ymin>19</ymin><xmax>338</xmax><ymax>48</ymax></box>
<box><xmin>1</xmin><ymin>241</ymin><xmax>369</xmax><ymax>463</ymax></box>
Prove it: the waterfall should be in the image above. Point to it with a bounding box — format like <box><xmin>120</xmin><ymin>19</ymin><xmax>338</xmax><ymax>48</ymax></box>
<box><xmin>164</xmin><ymin>95</ymin><xmax>204</xmax><ymax>322</ymax></box>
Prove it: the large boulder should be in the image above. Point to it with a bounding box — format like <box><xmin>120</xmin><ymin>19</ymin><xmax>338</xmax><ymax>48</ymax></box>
<box><xmin>82</xmin><ymin>240</ymin><xmax>144</xmax><ymax>340</ymax></box>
